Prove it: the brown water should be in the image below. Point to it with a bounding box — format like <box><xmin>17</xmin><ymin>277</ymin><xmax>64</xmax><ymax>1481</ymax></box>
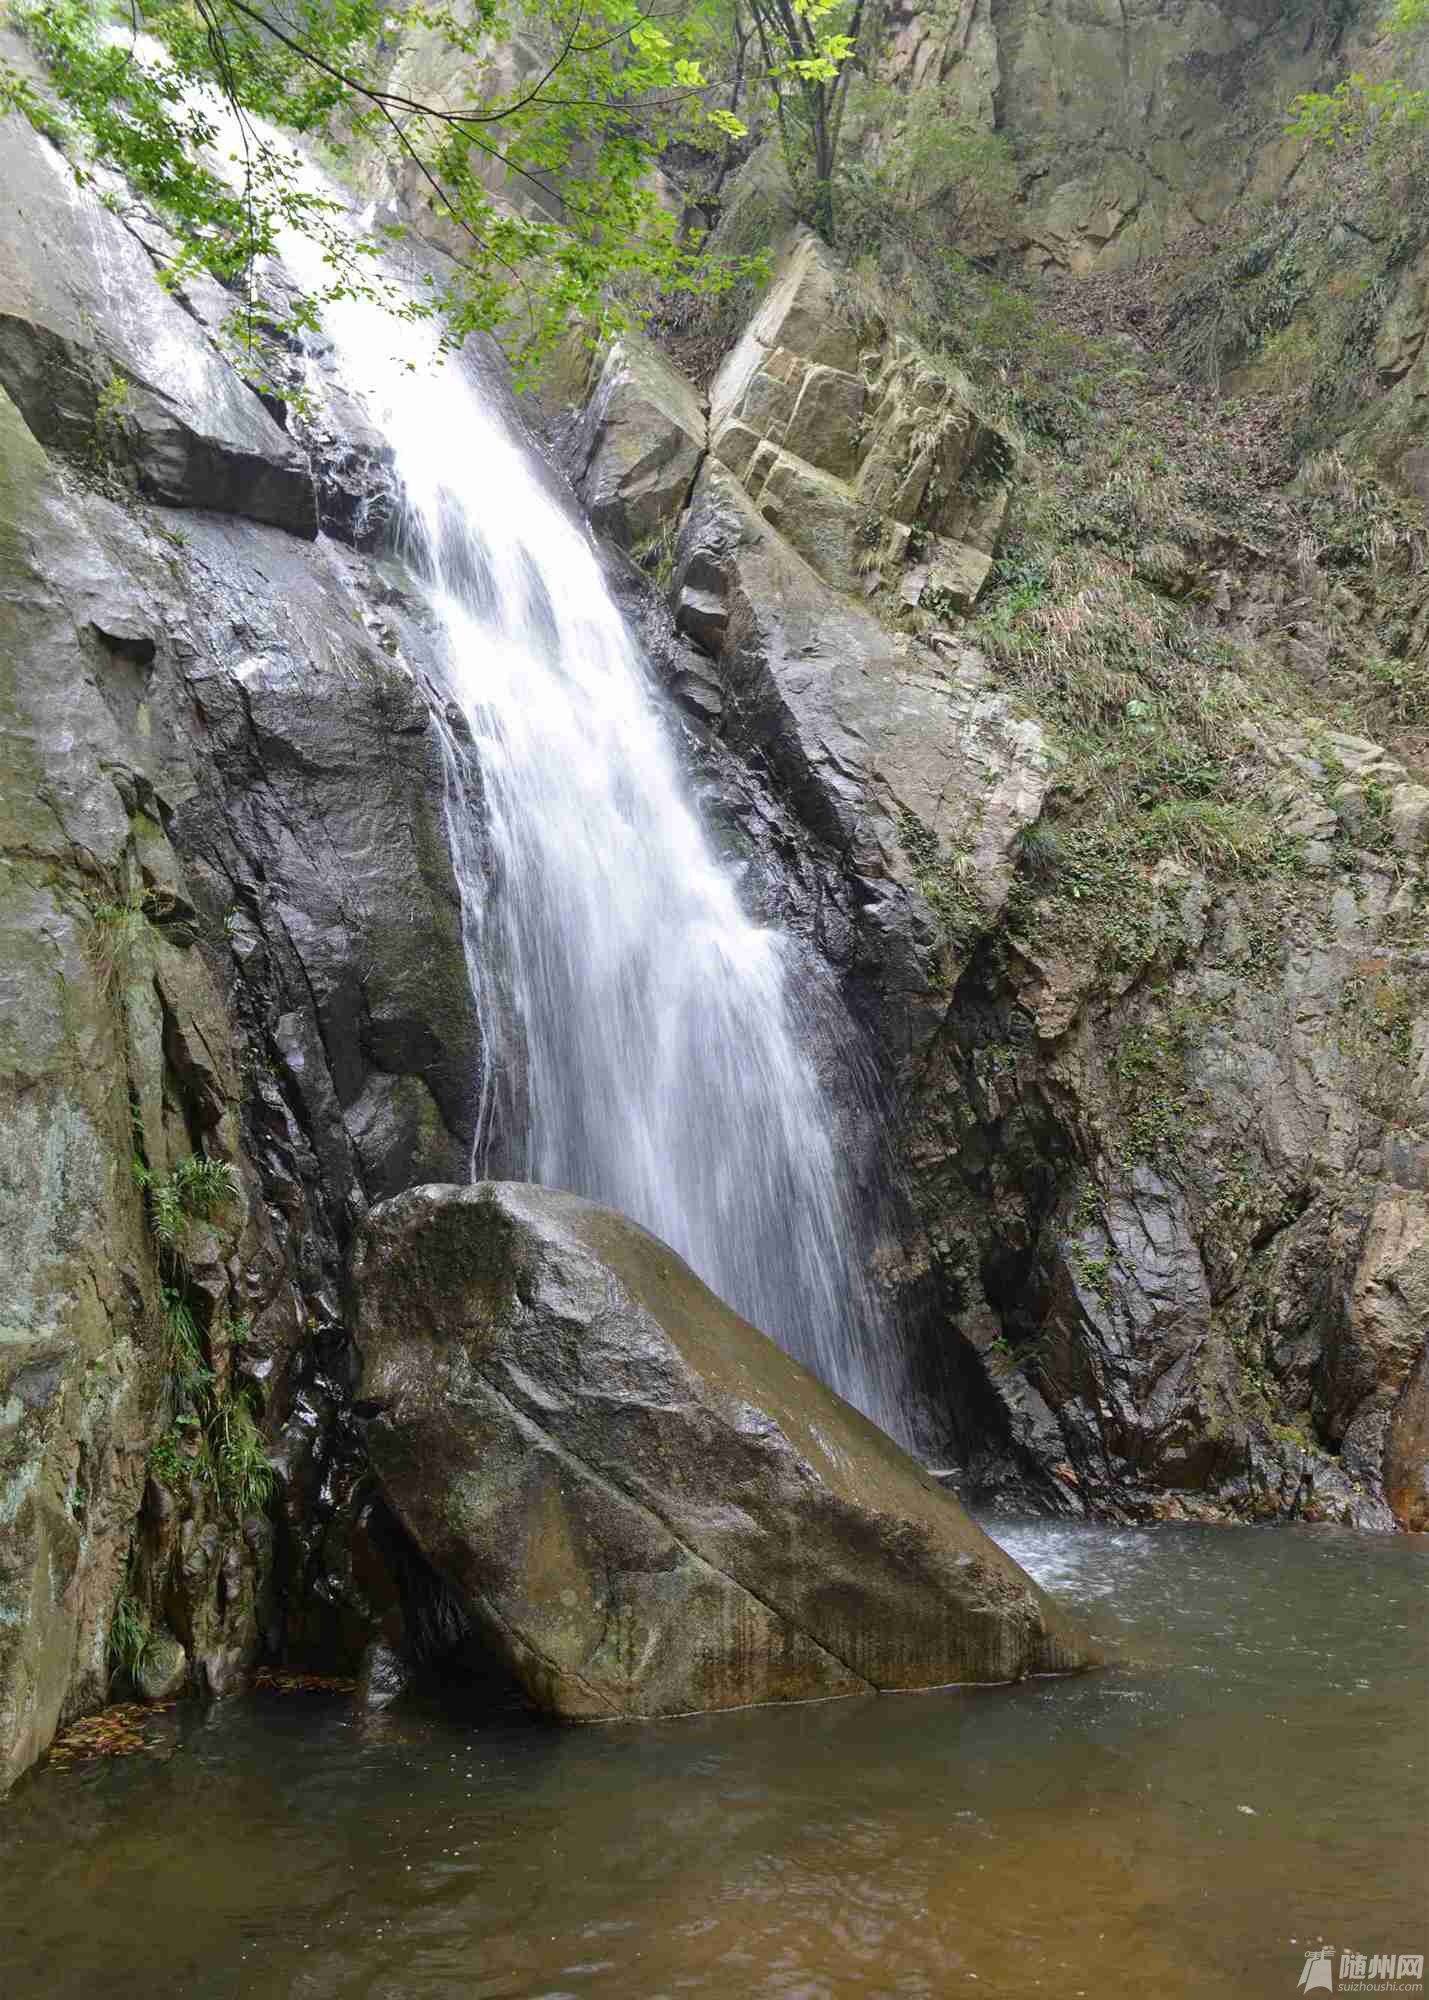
<box><xmin>4</xmin><ymin>1522</ymin><xmax>1424</xmax><ymax>1999</ymax></box>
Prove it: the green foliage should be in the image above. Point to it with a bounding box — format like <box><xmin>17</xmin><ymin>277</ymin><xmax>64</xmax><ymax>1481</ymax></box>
<box><xmin>737</xmin><ymin>0</ymin><xmax>863</xmax><ymax>240</ymax></box>
<box><xmin>974</xmin><ymin>532</ymin><xmax>1308</xmax><ymax>974</ymax></box>
<box><xmin>135</xmin><ymin>1151</ymin><xmax>241</xmax><ymax>1251</ymax></box>
<box><xmin>896</xmin><ymin>807</ymin><xmax>985</xmax><ymax>968</ymax></box>
<box><xmin>1013</xmin><ymin>818</ymin><xmax>1062</xmax><ymax>883</ymax></box>
<box><xmin>85</xmin><ymin>886</ymin><xmax>154</xmax><ymax>993</ymax></box>
<box><xmin>1163</xmin><ymin>215</ymin><xmax>1310</xmax><ymax>393</ymax></box>
<box><xmin>1288</xmin><ymin>0</ymin><xmax>1429</xmax><ymax>145</ymax></box>
<box><xmin>1108</xmin><ymin>994</ymin><xmax>1224</xmax><ymax>1163</ymax></box>
<box><xmin>872</xmin><ymin>238</ymin><xmax>1422</xmax><ymax>992</ymax></box>
<box><xmin>146</xmin><ymin>1426</ymin><xmax>187</xmax><ymax>1487</ymax></box>
<box><xmin>1335</xmin><ymin>965</ymin><xmax>1420</xmax><ymax>1114</ymax></box>
<box><xmin>837</xmin><ymin>78</ymin><xmax>1016</xmax><ymax>256</ymax></box>
<box><xmin>135</xmin><ymin>1153</ymin><xmax>249</xmax><ymax>1518</ymax></box>
<box><xmin>985</xmin><ymin>550</ymin><xmax>1052</xmax><ymax>616</ymax></box>
<box><xmin>84</xmin><ymin>366</ymin><xmax>135</xmax><ymax>486</ymax></box>
<box><xmin>1283</xmin><ymin>455</ymin><xmax>1429</xmax><ymax>730</ymax></box>
<box><xmin>1132</xmin><ymin>797</ymin><xmax>1303</xmax><ymax>873</ymax></box>
<box><xmin>1361</xmin><ymin>650</ymin><xmax>1429</xmax><ymax>724</ymax></box>
<box><xmin>107</xmin><ymin>1589</ymin><xmax>152</xmax><ymax>1680</ymax></box>
<box><xmin>160</xmin><ymin>1285</ymin><xmax>210</xmax><ymax>1393</ymax></box>
<box><xmin>632</xmin><ymin>516</ymin><xmax>680</xmax><ymax>590</ymax></box>
<box><xmin>207</xmin><ymin>1386</ymin><xmax>274</xmax><ymax>1514</ymax></box>
<box><xmin>147</xmin><ymin>1286</ymin><xmax>273</xmax><ymax>1515</ymax></box>
<box><xmin>170</xmin><ymin>1152</ymin><xmax>242</xmax><ymax>1219</ymax></box>
<box><xmin>149</xmin><ymin>1385</ymin><xmax>273</xmax><ymax>1515</ymax></box>
<box><xmin>0</xmin><ymin>0</ymin><xmax>758</xmax><ymax>385</ymax></box>
<box><xmin>1068</xmin><ymin>1241</ymin><xmax>1115</xmax><ymax>1313</ymax></box>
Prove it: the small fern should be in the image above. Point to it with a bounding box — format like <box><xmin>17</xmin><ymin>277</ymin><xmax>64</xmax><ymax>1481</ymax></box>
<box><xmin>207</xmin><ymin>1387</ymin><xmax>273</xmax><ymax>1514</ymax></box>
<box><xmin>170</xmin><ymin>1153</ymin><xmax>242</xmax><ymax>1220</ymax></box>
<box><xmin>108</xmin><ymin>1591</ymin><xmax>152</xmax><ymax>1681</ymax></box>
<box><xmin>161</xmin><ymin>1287</ymin><xmax>211</xmax><ymax>1396</ymax></box>
<box><xmin>147</xmin><ymin>1426</ymin><xmax>188</xmax><ymax>1489</ymax></box>
<box><xmin>1015</xmin><ymin>818</ymin><xmax>1064</xmax><ymax>883</ymax></box>
<box><xmin>137</xmin><ymin>1153</ymin><xmax>241</xmax><ymax>1252</ymax></box>
<box><xmin>146</xmin><ymin>1172</ymin><xmax>187</xmax><ymax>1249</ymax></box>
<box><xmin>86</xmin><ymin>891</ymin><xmax>152</xmax><ymax>993</ymax></box>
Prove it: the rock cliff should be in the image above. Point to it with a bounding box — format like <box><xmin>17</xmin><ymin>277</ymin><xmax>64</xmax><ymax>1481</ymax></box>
<box><xmin>0</xmin><ymin>99</ymin><xmax>497</xmax><ymax>1782</ymax></box>
<box><xmin>565</xmin><ymin>223</ymin><xmax>1427</xmax><ymax>1533</ymax></box>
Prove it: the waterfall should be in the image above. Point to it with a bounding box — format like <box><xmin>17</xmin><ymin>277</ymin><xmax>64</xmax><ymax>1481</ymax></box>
<box><xmin>211</xmin><ymin>128</ymin><xmax>911</xmax><ymax>1438</ymax></box>
<box><xmin>411</xmin><ymin>405</ymin><xmax>908</xmax><ymax>1433</ymax></box>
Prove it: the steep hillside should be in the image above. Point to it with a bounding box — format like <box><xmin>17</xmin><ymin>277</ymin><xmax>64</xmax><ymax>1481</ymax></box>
<box><xmin>568</xmin><ymin>0</ymin><xmax>1429</xmax><ymax>1527</ymax></box>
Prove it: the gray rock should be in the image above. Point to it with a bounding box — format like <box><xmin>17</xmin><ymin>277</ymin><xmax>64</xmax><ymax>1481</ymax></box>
<box><xmin>566</xmin><ymin>336</ymin><xmax>706</xmax><ymax>551</ymax></box>
<box><xmin>704</xmin><ymin>235</ymin><xmax>1010</xmax><ymax>609</ymax></box>
<box><xmin>135</xmin><ymin>1631</ymin><xmax>187</xmax><ymax>1702</ymax></box>
<box><xmin>902</xmin><ymin>538</ymin><xmax>994</xmax><ymax>615</ymax></box>
<box><xmin>673</xmin><ymin>459</ymin><xmax>1048</xmax><ymax>1061</ymax></box>
<box><xmin>710</xmin><ymin>232</ymin><xmax>862</xmax><ymax>435</ymax></box>
<box><xmin>0</xmin><ymin>115</ymin><xmax>316</xmax><ymax>535</ymax></box>
<box><xmin>354</xmin><ymin>1182</ymin><xmax>1097</xmax><ymax>1720</ymax></box>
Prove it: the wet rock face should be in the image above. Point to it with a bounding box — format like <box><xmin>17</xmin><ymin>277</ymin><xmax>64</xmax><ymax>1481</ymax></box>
<box><xmin>0</xmin><ymin>102</ymin><xmax>502</xmax><ymax>1787</ymax></box>
<box><xmin>354</xmin><ymin>1182</ymin><xmax>1096</xmax><ymax>1718</ymax></box>
<box><xmin>0</xmin><ymin>379</ymin><xmax>250</xmax><ymax>1790</ymax></box>
<box><xmin>117</xmin><ymin>515</ymin><xmax>495</xmax><ymax>1676</ymax></box>
<box><xmin>0</xmin><ymin>116</ymin><xmax>317</xmax><ymax>535</ymax></box>
<box><xmin>904</xmin><ymin>845</ymin><xmax>1429</xmax><ymax>1529</ymax></box>
<box><xmin>0</xmin><ymin>359</ymin><xmax>408</xmax><ymax>1783</ymax></box>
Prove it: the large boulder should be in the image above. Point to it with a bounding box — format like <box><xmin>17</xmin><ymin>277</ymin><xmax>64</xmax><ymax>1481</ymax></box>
<box><xmin>353</xmin><ymin>1182</ymin><xmax>1096</xmax><ymax>1720</ymax></box>
<box><xmin>566</xmin><ymin>336</ymin><xmax>707</xmax><ymax>552</ymax></box>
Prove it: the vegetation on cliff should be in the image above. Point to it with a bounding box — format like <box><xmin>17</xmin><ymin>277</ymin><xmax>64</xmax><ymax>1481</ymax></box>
<box><xmin>0</xmin><ymin>0</ymin><xmax>765</xmax><ymax>377</ymax></box>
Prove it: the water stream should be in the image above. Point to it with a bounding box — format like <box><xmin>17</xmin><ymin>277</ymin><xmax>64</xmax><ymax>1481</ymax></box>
<box><xmin>269</xmin><ymin>161</ymin><xmax>907</xmax><ymax>1436</ymax></box>
<box><xmin>6</xmin><ymin>1522</ymin><xmax>1423</xmax><ymax>1997</ymax></box>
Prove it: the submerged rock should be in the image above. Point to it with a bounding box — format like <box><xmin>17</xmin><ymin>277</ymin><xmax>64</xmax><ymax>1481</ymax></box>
<box><xmin>353</xmin><ymin>1182</ymin><xmax>1096</xmax><ymax>1720</ymax></box>
<box><xmin>355</xmin><ymin>1639</ymin><xmax>410</xmax><ymax>1712</ymax></box>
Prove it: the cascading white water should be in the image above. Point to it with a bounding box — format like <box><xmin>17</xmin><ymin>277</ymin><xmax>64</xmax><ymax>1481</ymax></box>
<box><xmin>209</xmin><ymin>120</ymin><xmax>909</xmax><ymax>1436</ymax></box>
<box><xmin>411</xmin><ymin>421</ymin><xmax>906</xmax><ymax>1429</ymax></box>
